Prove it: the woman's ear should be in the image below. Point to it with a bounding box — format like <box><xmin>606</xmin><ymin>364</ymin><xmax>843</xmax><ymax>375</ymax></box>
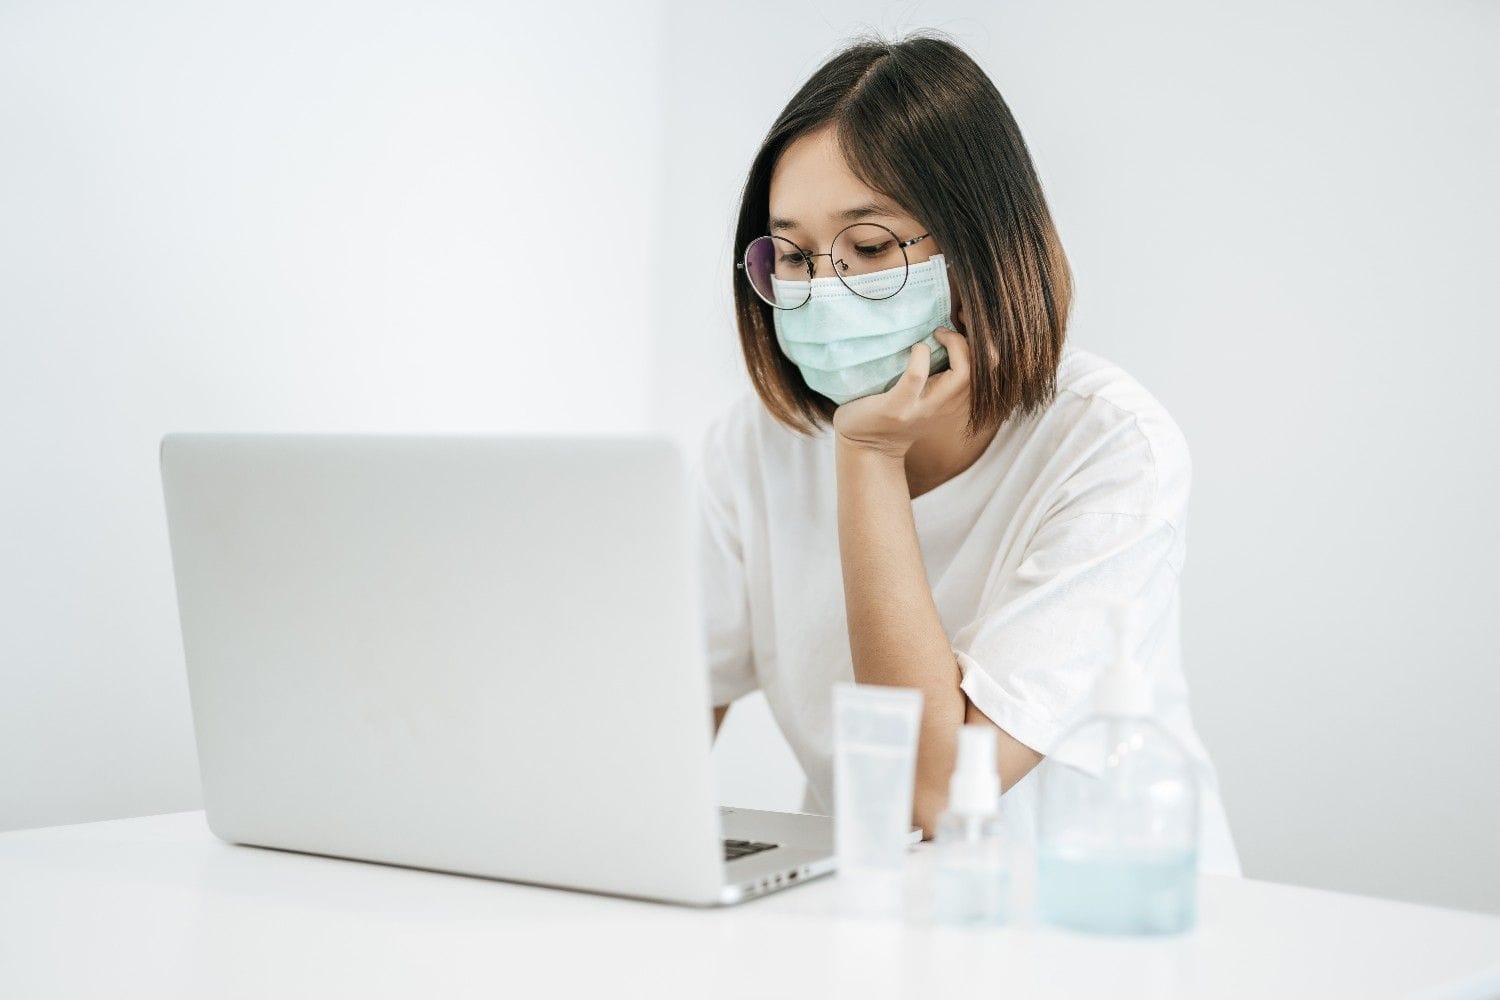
<box><xmin>951</xmin><ymin>281</ymin><xmax>968</xmax><ymax>335</ymax></box>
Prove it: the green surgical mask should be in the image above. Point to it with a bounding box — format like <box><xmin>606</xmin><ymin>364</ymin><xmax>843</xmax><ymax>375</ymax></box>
<box><xmin>771</xmin><ymin>252</ymin><xmax>953</xmax><ymax>405</ymax></box>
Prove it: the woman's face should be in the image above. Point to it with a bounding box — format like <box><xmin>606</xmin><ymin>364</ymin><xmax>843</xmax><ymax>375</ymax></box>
<box><xmin>767</xmin><ymin>124</ymin><xmax>965</xmax><ymax>332</ymax></box>
<box><xmin>766</xmin><ymin>125</ymin><xmax>941</xmax><ymax>278</ymax></box>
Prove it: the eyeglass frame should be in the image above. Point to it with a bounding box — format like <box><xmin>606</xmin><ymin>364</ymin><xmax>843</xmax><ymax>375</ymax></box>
<box><xmin>735</xmin><ymin>222</ymin><xmax>933</xmax><ymax>309</ymax></box>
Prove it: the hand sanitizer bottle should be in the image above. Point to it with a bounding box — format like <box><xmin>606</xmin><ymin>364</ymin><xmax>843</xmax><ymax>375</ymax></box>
<box><xmin>1036</xmin><ymin>599</ymin><xmax>1200</xmax><ymax>935</ymax></box>
<box><xmin>931</xmin><ymin>724</ymin><xmax>1008</xmax><ymax>925</ymax></box>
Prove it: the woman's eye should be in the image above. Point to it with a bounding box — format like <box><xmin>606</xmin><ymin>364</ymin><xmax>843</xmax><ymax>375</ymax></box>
<box><xmin>855</xmin><ymin>241</ymin><xmax>893</xmax><ymax>256</ymax></box>
<box><xmin>779</xmin><ymin>253</ymin><xmax>810</xmax><ymax>265</ymax></box>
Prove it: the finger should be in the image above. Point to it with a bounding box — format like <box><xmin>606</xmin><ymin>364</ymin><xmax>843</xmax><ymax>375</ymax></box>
<box><xmin>934</xmin><ymin>327</ymin><xmax>971</xmax><ymax>381</ymax></box>
<box><xmin>925</xmin><ymin>330</ymin><xmax>970</xmax><ymax>401</ymax></box>
<box><xmin>890</xmin><ymin>340</ymin><xmax>931</xmax><ymax>408</ymax></box>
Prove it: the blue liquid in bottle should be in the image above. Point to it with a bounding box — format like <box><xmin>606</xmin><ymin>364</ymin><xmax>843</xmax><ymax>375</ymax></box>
<box><xmin>1038</xmin><ymin>848</ymin><xmax>1197</xmax><ymax>935</ymax></box>
<box><xmin>1035</xmin><ymin>600</ymin><xmax>1201</xmax><ymax>936</ymax></box>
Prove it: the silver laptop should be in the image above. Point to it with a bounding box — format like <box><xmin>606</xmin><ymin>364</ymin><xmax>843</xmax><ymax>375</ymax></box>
<box><xmin>159</xmin><ymin>432</ymin><xmax>916</xmax><ymax>906</ymax></box>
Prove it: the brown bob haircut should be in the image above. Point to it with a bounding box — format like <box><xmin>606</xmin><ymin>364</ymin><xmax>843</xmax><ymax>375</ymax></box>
<box><xmin>732</xmin><ymin>31</ymin><xmax>1074</xmax><ymax>438</ymax></box>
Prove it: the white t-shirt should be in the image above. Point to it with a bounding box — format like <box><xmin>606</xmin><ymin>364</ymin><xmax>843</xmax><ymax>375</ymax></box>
<box><xmin>691</xmin><ymin>342</ymin><xmax>1242</xmax><ymax>877</ymax></box>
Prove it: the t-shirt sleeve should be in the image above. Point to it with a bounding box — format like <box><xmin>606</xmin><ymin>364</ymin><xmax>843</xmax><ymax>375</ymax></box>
<box><xmin>690</xmin><ymin>409</ymin><xmax>759</xmax><ymax>708</ymax></box>
<box><xmin>952</xmin><ymin>509</ymin><xmax>1185</xmax><ymax>760</ymax></box>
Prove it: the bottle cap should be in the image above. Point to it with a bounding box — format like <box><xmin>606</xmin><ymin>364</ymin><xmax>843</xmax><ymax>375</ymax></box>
<box><xmin>1093</xmin><ymin>598</ymin><xmax>1153</xmax><ymax>716</ymax></box>
<box><xmin>947</xmin><ymin>724</ymin><xmax>1001</xmax><ymax>815</ymax></box>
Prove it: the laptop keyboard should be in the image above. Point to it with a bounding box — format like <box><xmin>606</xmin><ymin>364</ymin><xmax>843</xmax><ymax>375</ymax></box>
<box><xmin>723</xmin><ymin>838</ymin><xmax>779</xmax><ymax>861</ymax></box>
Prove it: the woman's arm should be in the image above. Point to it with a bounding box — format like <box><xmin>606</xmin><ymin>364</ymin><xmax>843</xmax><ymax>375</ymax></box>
<box><xmin>832</xmin><ymin>328</ymin><xmax>1041</xmax><ymax>837</ymax></box>
<box><xmin>836</xmin><ymin>438</ymin><xmax>1041</xmax><ymax>837</ymax></box>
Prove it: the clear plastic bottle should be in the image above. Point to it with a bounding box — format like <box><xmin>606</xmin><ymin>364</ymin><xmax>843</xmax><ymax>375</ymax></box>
<box><xmin>931</xmin><ymin>724</ymin><xmax>1008</xmax><ymax>925</ymax></box>
<box><xmin>1036</xmin><ymin>599</ymin><xmax>1200</xmax><ymax>935</ymax></box>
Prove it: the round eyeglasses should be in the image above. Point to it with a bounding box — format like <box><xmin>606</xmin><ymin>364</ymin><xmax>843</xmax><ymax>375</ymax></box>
<box><xmin>736</xmin><ymin>222</ymin><xmax>931</xmax><ymax>309</ymax></box>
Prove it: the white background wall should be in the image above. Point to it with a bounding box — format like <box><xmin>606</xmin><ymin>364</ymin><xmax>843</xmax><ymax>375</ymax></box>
<box><xmin>0</xmin><ymin>0</ymin><xmax>665</xmax><ymax>830</ymax></box>
<box><xmin>3</xmin><ymin>0</ymin><xmax>1497</xmax><ymax>917</ymax></box>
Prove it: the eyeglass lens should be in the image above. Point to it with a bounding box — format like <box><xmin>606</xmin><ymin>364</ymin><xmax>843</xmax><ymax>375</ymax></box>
<box><xmin>742</xmin><ymin>223</ymin><xmax>912</xmax><ymax>309</ymax></box>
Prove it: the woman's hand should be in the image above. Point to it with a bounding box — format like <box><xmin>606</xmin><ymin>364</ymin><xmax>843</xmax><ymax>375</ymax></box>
<box><xmin>831</xmin><ymin>327</ymin><xmax>973</xmax><ymax>459</ymax></box>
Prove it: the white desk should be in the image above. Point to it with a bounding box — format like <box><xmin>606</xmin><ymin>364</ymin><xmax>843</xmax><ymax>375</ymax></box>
<box><xmin>2</xmin><ymin>811</ymin><xmax>1498</xmax><ymax>999</ymax></box>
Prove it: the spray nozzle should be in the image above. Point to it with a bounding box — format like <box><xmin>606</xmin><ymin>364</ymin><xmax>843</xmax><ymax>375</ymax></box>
<box><xmin>947</xmin><ymin>724</ymin><xmax>1001</xmax><ymax>815</ymax></box>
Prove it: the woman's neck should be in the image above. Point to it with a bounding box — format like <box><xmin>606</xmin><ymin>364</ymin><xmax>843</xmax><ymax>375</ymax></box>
<box><xmin>904</xmin><ymin>409</ymin><xmax>999</xmax><ymax>501</ymax></box>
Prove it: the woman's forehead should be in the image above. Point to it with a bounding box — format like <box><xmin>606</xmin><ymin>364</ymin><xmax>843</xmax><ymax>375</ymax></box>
<box><xmin>768</xmin><ymin>128</ymin><xmax>912</xmax><ymax>234</ymax></box>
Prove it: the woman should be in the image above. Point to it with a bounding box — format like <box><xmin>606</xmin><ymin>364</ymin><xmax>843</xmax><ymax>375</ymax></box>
<box><xmin>696</xmin><ymin>32</ymin><xmax>1240</xmax><ymax>875</ymax></box>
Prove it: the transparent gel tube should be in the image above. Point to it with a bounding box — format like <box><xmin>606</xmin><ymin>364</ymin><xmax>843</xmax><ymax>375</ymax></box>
<box><xmin>832</xmin><ymin>682</ymin><xmax>923</xmax><ymax>916</ymax></box>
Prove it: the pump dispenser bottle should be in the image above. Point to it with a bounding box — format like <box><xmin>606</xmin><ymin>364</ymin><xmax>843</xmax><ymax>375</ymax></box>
<box><xmin>931</xmin><ymin>724</ymin><xmax>1008</xmax><ymax>925</ymax></box>
<box><xmin>1035</xmin><ymin>599</ymin><xmax>1200</xmax><ymax>935</ymax></box>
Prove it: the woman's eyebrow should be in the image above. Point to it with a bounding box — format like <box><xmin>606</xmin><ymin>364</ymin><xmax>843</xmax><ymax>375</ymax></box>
<box><xmin>769</xmin><ymin>201</ymin><xmax>898</xmax><ymax>232</ymax></box>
